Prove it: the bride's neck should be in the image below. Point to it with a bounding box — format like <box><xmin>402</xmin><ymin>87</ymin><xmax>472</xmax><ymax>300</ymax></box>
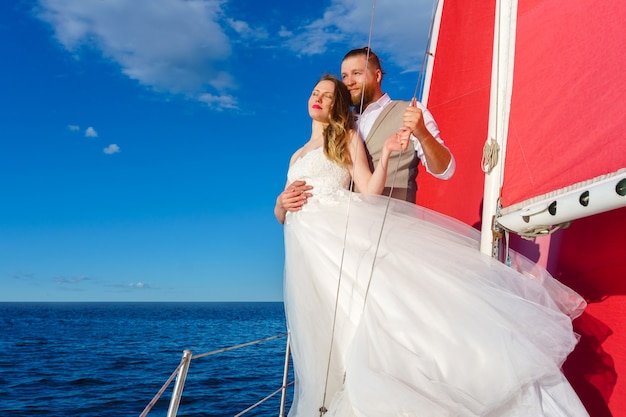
<box><xmin>310</xmin><ymin>120</ymin><xmax>327</xmax><ymax>144</ymax></box>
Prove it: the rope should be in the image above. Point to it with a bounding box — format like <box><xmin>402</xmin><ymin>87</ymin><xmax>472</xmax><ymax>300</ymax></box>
<box><xmin>320</xmin><ymin>0</ymin><xmax>437</xmax><ymax>413</ymax></box>
<box><xmin>362</xmin><ymin>153</ymin><xmax>403</xmax><ymax>309</ymax></box>
<box><xmin>509</xmin><ymin>222</ymin><xmax>571</xmax><ymax>240</ymax></box>
<box><xmin>413</xmin><ymin>0</ymin><xmax>440</xmax><ymax>101</ymax></box>
<box><xmin>363</xmin><ymin>0</ymin><xmax>440</xmax><ymax>309</ymax></box>
<box><xmin>481</xmin><ymin>137</ymin><xmax>500</xmax><ymax>174</ymax></box>
<box><xmin>319</xmin><ymin>190</ymin><xmax>354</xmax><ymax>415</ymax></box>
<box><xmin>320</xmin><ymin>1</ymin><xmax>379</xmax><ymax>414</ymax></box>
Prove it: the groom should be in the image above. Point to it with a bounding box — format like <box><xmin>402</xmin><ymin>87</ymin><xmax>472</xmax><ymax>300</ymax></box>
<box><xmin>341</xmin><ymin>47</ymin><xmax>454</xmax><ymax>202</ymax></box>
<box><xmin>287</xmin><ymin>47</ymin><xmax>455</xmax><ymax>205</ymax></box>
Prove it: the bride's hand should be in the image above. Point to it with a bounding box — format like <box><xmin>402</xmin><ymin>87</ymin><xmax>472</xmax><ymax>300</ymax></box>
<box><xmin>385</xmin><ymin>127</ymin><xmax>411</xmax><ymax>153</ymax></box>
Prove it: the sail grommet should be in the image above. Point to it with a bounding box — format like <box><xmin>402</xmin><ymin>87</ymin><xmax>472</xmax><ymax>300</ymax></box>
<box><xmin>617</xmin><ymin>178</ymin><xmax>626</xmax><ymax>196</ymax></box>
<box><xmin>579</xmin><ymin>191</ymin><xmax>589</xmax><ymax>207</ymax></box>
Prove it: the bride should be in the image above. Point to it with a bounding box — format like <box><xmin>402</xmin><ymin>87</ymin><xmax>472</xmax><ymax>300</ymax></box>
<box><xmin>274</xmin><ymin>74</ymin><xmax>589</xmax><ymax>416</ymax></box>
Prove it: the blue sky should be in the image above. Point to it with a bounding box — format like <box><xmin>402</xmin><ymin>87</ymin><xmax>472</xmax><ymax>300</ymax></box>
<box><xmin>1</xmin><ymin>0</ymin><xmax>435</xmax><ymax>302</ymax></box>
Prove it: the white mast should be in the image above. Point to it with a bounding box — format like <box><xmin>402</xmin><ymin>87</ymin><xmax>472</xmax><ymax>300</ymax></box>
<box><xmin>479</xmin><ymin>0</ymin><xmax>518</xmax><ymax>256</ymax></box>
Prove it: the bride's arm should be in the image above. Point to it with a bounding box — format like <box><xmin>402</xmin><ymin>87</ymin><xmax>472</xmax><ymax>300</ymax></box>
<box><xmin>274</xmin><ymin>151</ymin><xmax>313</xmax><ymax>224</ymax></box>
<box><xmin>350</xmin><ymin>128</ymin><xmax>410</xmax><ymax>195</ymax></box>
<box><xmin>274</xmin><ymin>180</ymin><xmax>311</xmax><ymax>224</ymax></box>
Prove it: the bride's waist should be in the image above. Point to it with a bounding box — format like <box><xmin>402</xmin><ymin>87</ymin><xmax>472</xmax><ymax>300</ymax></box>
<box><xmin>304</xmin><ymin>188</ymin><xmax>360</xmax><ymax>209</ymax></box>
<box><xmin>310</xmin><ymin>185</ymin><xmax>349</xmax><ymax>197</ymax></box>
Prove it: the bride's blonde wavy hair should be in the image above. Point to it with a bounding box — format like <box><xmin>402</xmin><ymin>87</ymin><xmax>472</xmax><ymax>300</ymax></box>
<box><xmin>319</xmin><ymin>74</ymin><xmax>355</xmax><ymax>167</ymax></box>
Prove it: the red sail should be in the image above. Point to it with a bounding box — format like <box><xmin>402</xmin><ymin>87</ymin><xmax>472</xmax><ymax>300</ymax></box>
<box><xmin>502</xmin><ymin>0</ymin><xmax>626</xmax><ymax>210</ymax></box>
<box><xmin>419</xmin><ymin>1</ymin><xmax>626</xmax><ymax>415</ymax></box>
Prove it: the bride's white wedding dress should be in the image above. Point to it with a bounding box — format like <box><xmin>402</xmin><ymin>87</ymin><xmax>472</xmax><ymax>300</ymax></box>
<box><xmin>283</xmin><ymin>147</ymin><xmax>588</xmax><ymax>417</ymax></box>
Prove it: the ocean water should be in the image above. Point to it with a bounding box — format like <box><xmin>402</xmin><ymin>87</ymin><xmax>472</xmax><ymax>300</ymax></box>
<box><xmin>0</xmin><ymin>302</ymin><xmax>292</xmax><ymax>417</ymax></box>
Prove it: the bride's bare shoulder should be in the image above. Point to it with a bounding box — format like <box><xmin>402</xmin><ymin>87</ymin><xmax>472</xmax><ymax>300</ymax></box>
<box><xmin>289</xmin><ymin>146</ymin><xmax>305</xmax><ymax>167</ymax></box>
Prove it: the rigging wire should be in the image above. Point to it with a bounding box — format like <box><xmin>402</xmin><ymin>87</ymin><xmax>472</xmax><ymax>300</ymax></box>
<box><xmin>319</xmin><ymin>1</ymin><xmax>379</xmax><ymax>414</ymax></box>
<box><xmin>413</xmin><ymin>0</ymin><xmax>440</xmax><ymax>102</ymax></box>
<box><xmin>363</xmin><ymin>0</ymin><xmax>441</xmax><ymax>310</ymax></box>
<box><xmin>319</xmin><ymin>0</ymin><xmax>439</xmax><ymax>414</ymax></box>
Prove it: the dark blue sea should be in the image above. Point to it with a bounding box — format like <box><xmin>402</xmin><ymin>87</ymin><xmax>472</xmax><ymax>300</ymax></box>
<box><xmin>0</xmin><ymin>302</ymin><xmax>292</xmax><ymax>416</ymax></box>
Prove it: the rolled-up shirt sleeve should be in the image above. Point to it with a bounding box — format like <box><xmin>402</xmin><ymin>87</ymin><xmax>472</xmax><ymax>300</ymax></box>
<box><xmin>411</xmin><ymin>104</ymin><xmax>456</xmax><ymax>180</ymax></box>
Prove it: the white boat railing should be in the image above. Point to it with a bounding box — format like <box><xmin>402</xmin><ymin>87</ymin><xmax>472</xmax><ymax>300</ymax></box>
<box><xmin>139</xmin><ymin>333</ymin><xmax>292</xmax><ymax>417</ymax></box>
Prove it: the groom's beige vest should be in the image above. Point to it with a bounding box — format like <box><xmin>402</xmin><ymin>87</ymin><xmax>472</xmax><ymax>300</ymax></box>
<box><xmin>362</xmin><ymin>100</ymin><xmax>418</xmax><ymax>203</ymax></box>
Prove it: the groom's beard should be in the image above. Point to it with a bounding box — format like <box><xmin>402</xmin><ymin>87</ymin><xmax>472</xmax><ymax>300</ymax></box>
<box><xmin>351</xmin><ymin>82</ymin><xmax>376</xmax><ymax>113</ymax></box>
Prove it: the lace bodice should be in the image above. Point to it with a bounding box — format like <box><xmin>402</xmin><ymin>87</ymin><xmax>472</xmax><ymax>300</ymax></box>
<box><xmin>287</xmin><ymin>147</ymin><xmax>351</xmax><ymax>199</ymax></box>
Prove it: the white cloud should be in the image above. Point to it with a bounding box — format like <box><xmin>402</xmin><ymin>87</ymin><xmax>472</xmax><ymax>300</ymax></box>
<box><xmin>278</xmin><ymin>26</ymin><xmax>293</xmax><ymax>38</ymax></box>
<box><xmin>68</xmin><ymin>124</ymin><xmax>80</xmax><ymax>131</ymax></box>
<box><xmin>128</xmin><ymin>282</ymin><xmax>148</xmax><ymax>289</ymax></box>
<box><xmin>198</xmin><ymin>92</ymin><xmax>238</xmax><ymax>110</ymax></box>
<box><xmin>55</xmin><ymin>275</ymin><xmax>89</xmax><ymax>284</ymax></box>
<box><xmin>84</xmin><ymin>126</ymin><xmax>97</xmax><ymax>137</ymax></box>
<box><xmin>226</xmin><ymin>18</ymin><xmax>268</xmax><ymax>40</ymax></box>
<box><xmin>11</xmin><ymin>273</ymin><xmax>36</xmax><ymax>280</ymax></box>
<box><xmin>103</xmin><ymin>144</ymin><xmax>120</xmax><ymax>155</ymax></box>
<box><xmin>281</xmin><ymin>0</ymin><xmax>435</xmax><ymax>72</ymax></box>
<box><xmin>36</xmin><ymin>0</ymin><xmax>236</xmax><ymax>106</ymax></box>
<box><xmin>35</xmin><ymin>0</ymin><xmax>435</xmax><ymax>109</ymax></box>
